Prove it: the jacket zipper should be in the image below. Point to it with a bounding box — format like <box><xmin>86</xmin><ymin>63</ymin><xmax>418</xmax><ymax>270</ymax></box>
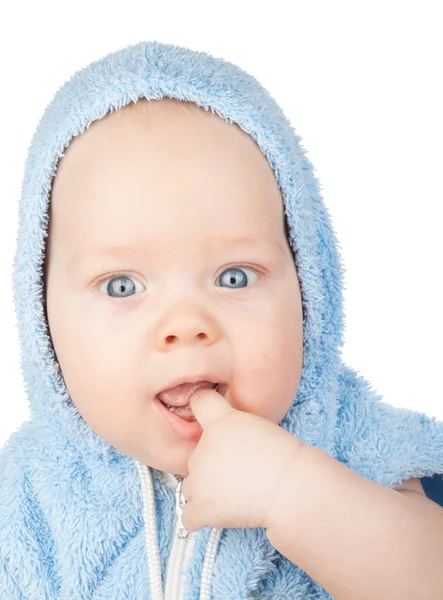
<box><xmin>163</xmin><ymin>473</ymin><xmax>224</xmax><ymax>599</ymax></box>
<box><xmin>164</xmin><ymin>476</ymin><xmax>190</xmax><ymax>599</ymax></box>
<box><xmin>137</xmin><ymin>462</ymin><xmax>223</xmax><ymax>600</ymax></box>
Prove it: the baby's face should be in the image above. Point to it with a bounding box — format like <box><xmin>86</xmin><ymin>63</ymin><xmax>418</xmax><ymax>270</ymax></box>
<box><xmin>45</xmin><ymin>99</ymin><xmax>303</xmax><ymax>476</ymax></box>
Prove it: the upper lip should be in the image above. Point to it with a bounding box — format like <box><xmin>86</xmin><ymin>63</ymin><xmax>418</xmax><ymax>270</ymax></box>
<box><xmin>154</xmin><ymin>373</ymin><xmax>224</xmax><ymax>399</ymax></box>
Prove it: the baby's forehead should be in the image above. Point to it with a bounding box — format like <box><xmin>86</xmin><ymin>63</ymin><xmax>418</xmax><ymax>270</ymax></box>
<box><xmin>56</xmin><ymin>97</ymin><xmax>273</xmax><ymax>191</ymax></box>
<box><xmin>49</xmin><ymin>97</ymin><xmax>284</xmax><ymax>248</ymax></box>
<box><xmin>59</xmin><ymin>96</ymin><xmax>251</xmax><ymax>174</ymax></box>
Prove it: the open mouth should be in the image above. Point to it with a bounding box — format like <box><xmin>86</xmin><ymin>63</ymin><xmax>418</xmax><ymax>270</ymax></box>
<box><xmin>158</xmin><ymin>382</ymin><xmax>222</xmax><ymax>421</ymax></box>
<box><xmin>161</xmin><ymin>382</ymin><xmax>220</xmax><ymax>410</ymax></box>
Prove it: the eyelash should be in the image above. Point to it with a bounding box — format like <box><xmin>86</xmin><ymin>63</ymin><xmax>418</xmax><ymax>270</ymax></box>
<box><xmin>94</xmin><ymin>264</ymin><xmax>267</xmax><ymax>292</ymax></box>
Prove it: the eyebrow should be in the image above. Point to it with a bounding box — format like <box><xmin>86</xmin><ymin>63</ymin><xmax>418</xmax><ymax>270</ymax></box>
<box><xmin>68</xmin><ymin>237</ymin><xmax>286</xmax><ymax>268</ymax></box>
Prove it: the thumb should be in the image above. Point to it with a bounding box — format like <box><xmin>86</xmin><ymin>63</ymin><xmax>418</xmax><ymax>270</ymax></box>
<box><xmin>189</xmin><ymin>387</ymin><xmax>234</xmax><ymax>428</ymax></box>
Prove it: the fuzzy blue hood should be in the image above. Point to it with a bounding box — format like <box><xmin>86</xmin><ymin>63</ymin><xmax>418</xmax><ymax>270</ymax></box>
<box><xmin>1</xmin><ymin>40</ymin><xmax>443</xmax><ymax>599</ymax></box>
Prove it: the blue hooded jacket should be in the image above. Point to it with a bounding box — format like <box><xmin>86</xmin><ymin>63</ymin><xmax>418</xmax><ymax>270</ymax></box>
<box><xmin>1</xmin><ymin>40</ymin><xmax>443</xmax><ymax>599</ymax></box>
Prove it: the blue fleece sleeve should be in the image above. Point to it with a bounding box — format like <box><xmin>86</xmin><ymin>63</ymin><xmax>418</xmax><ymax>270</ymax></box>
<box><xmin>0</xmin><ymin>423</ymin><xmax>60</xmax><ymax>599</ymax></box>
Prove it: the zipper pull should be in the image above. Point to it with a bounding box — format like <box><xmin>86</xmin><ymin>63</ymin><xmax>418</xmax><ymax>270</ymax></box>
<box><xmin>175</xmin><ymin>477</ymin><xmax>189</xmax><ymax>538</ymax></box>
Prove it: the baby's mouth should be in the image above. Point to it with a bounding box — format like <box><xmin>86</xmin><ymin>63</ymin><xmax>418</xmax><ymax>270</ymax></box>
<box><xmin>156</xmin><ymin>381</ymin><xmax>221</xmax><ymax>421</ymax></box>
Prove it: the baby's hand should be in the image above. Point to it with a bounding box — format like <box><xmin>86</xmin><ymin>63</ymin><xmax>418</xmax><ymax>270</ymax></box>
<box><xmin>180</xmin><ymin>387</ymin><xmax>304</xmax><ymax>532</ymax></box>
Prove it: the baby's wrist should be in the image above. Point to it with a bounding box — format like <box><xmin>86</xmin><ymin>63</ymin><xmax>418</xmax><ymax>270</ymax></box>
<box><xmin>263</xmin><ymin>435</ymin><xmax>306</xmax><ymax>532</ymax></box>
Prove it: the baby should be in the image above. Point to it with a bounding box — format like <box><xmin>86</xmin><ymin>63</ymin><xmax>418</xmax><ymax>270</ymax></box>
<box><xmin>1</xmin><ymin>41</ymin><xmax>443</xmax><ymax>600</ymax></box>
<box><xmin>44</xmin><ymin>97</ymin><xmax>304</xmax><ymax>479</ymax></box>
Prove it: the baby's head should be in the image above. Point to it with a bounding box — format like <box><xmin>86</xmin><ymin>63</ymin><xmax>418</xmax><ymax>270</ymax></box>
<box><xmin>43</xmin><ymin>98</ymin><xmax>303</xmax><ymax>476</ymax></box>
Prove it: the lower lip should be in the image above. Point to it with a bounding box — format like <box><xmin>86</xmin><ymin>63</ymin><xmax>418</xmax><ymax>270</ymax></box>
<box><xmin>154</xmin><ymin>395</ymin><xmax>204</xmax><ymax>442</ymax></box>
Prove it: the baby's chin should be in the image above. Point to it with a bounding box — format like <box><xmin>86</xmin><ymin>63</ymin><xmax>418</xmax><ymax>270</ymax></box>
<box><xmin>149</xmin><ymin>454</ymin><xmax>190</xmax><ymax>478</ymax></box>
<box><xmin>134</xmin><ymin>438</ymin><xmax>194</xmax><ymax>477</ymax></box>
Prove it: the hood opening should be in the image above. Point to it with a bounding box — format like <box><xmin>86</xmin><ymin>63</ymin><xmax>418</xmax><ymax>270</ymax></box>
<box><xmin>13</xmin><ymin>41</ymin><xmax>345</xmax><ymax>465</ymax></box>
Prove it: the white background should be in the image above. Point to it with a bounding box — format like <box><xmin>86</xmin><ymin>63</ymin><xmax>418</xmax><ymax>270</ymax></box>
<box><xmin>1</xmin><ymin>0</ymin><xmax>442</xmax><ymax>451</ymax></box>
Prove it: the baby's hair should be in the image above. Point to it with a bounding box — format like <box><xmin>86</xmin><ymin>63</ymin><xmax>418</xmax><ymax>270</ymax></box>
<box><xmin>105</xmin><ymin>96</ymin><xmax>201</xmax><ymax>127</ymax></box>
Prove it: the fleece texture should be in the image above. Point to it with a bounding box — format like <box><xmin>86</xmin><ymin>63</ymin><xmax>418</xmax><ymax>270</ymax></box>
<box><xmin>1</xmin><ymin>40</ymin><xmax>442</xmax><ymax>599</ymax></box>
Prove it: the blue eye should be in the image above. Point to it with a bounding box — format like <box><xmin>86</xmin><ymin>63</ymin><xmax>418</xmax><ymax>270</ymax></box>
<box><xmin>217</xmin><ymin>267</ymin><xmax>259</xmax><ymax>289</ymax></box>
<box><xmin>100</xmin><ymin>275</ymin><xmax>145</xmax><ymax>298</ymax></box>
<box><xmin>99</xmin><ymin>266</ymin><xmax>260</xmax><ymax>298</ymax></box>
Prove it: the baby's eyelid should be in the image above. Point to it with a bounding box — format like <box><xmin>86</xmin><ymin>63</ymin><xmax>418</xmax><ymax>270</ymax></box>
<box><xmin>96</xmin><ymin>272</ymin><xmax>143</xmax><ymax>287</ymax></box>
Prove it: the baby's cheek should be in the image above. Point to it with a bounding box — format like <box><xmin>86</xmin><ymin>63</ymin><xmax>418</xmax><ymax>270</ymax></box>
<box><xmin>260</xmin><ymin>308</ymin><xmax>303</xmax><ymax>421</ymax></box>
